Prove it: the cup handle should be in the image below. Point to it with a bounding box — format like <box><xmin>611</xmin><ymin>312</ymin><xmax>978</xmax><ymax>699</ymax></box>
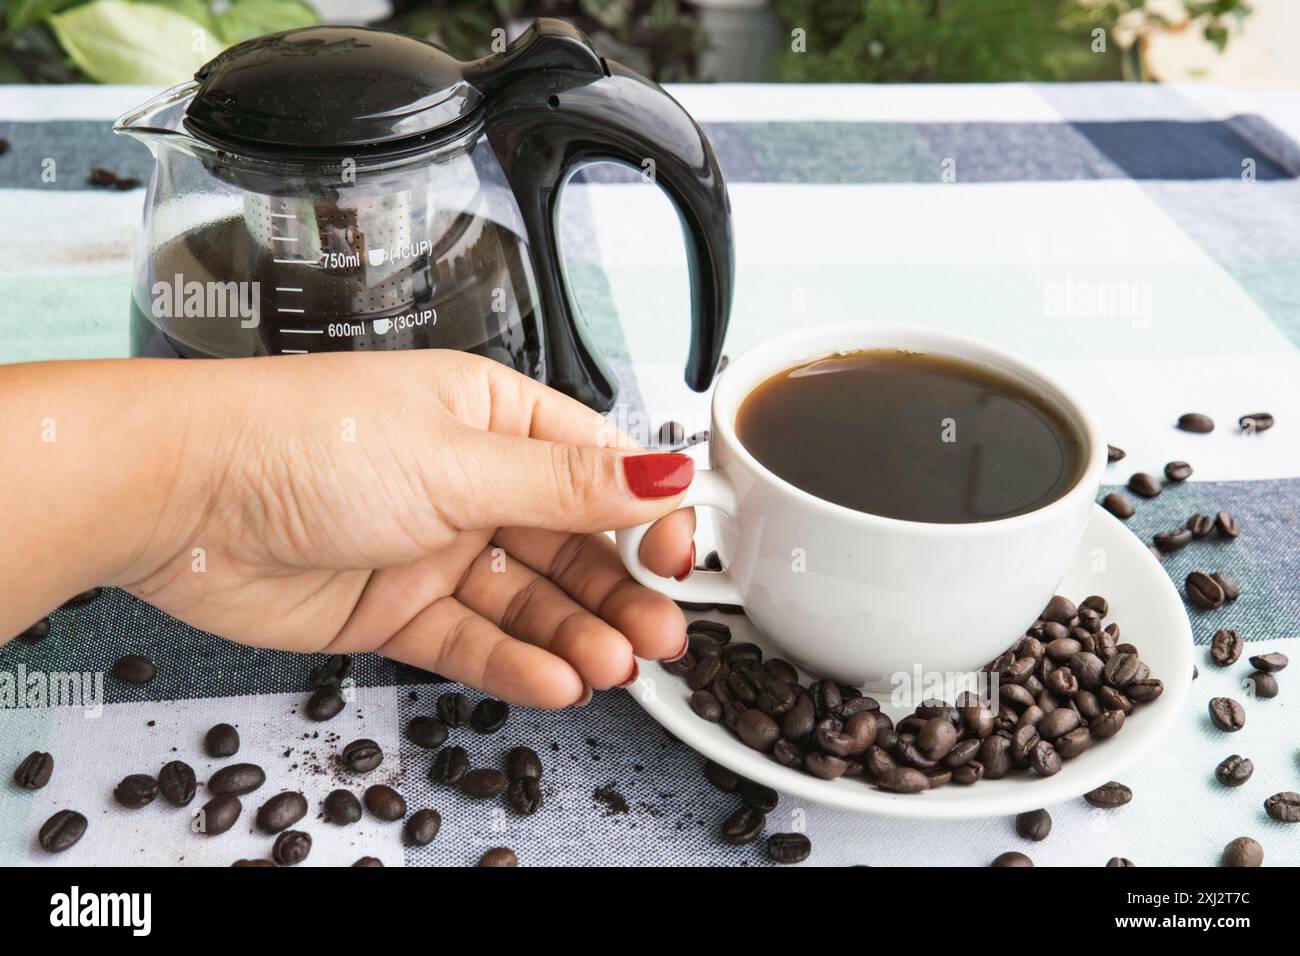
<box><xmin>616</xmin><ymin>470</ymin><xmax>744</xmax><ymax>606</ymax></box>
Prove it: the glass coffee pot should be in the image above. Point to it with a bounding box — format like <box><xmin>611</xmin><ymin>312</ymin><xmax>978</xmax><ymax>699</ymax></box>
<box><xmin>115</xmin><ymin>18</ymin><xmax>733</xmax><ymax>411</ymax></box>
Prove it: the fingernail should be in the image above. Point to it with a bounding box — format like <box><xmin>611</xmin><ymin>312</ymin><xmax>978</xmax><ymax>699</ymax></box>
<box><xmin>618</xmin><ymin>659</ymin><xmax>640</xmax><ymax>688</ymax></box>
<box><xmin>623</xmin><ymin>452</ymin><xmax>694</xmax><ymax>499</ymax></box>
<box><xmin>674</xmin><ymin>542</ymin><xmax>695</xmax><ymax>581</ymax></box>
<box><xmin>665</xmin><ymin>633</ymin><xmax>689</xmax><ymax>662</ymax></box>
<box><xmin>575</xmin><ymin>684</ymin><xmax>593</xmax><ymax>707</ymax></box>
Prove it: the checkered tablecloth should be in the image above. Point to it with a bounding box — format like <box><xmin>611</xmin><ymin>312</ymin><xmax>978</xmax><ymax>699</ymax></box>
<box><xmin>1</xmin><ymin>82</ymin><xmax>1296</xmax><ymax>867</ymax></box>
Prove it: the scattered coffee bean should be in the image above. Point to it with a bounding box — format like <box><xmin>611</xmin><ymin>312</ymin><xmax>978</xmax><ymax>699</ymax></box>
<box><xmin>1214</xmin><ymin>511</ymin><xmax>1239</xmax><ymax>539</ymax></box>
<box><xmin>1186</xmin><ymin>513</ymin><xmax>1214</xmax><ymax>538</ymax></box>
<box><xmin>341</xmin><ymin>738</ymin><xmax>383</xmax><ymax>773</ymax></box>
<box><xmin>1153</xmin><ymin>528</ymin><xmax>1193</xmax><ymax>552</ymax></box>
<box><xmin>112</xmin><ymin>654</ymin><xmax>156</xmax><ymax>684</ymax></box>
<box><xmin>406</xmin><ymin>716</ymin><xmax>449</xmax><ymax>748</ymax></box>
<box><xmin>1185</xmin><ymin>572</ymin><xmax>1225</xmax><ymax>610</ymax></box>
<box><xmin>1107</xmin><ymin>444</ymin><xmax>1125</xmax><ymax>462</ymax></box>
<box><xmin>204</xmin><ymin>723</ymin><xmax>239</xmax><ymax>758</ymax></box>
<box><xmin>207</xmin><ymin>763</ymin><xmax>265</xmax><ymax>797</ymax></box>
<box><xmin>256</xmin><ymin>791</ymin><xmax>308</xmax><ymax>833</ymax></box>
<box><xmin>15</xmin><ymin>618</ymin><xmax>49</xmax><ymax>643</ymax></box>
<box><xmin>1221</xmin><ymin>836</ymin><xmax>1262</xmax><ymax>867</ymax></box>
<box><xmin>507</xmin><ymin>777</ymin><xmax>544</xmax><ymax>815</ymax></box>
<box><xmin>704</xmin><ymin>760</ymin><xmax>738</xmax><ymax>793</ymax></box>
<box><xmin>1177</xmin><ymin>412</ymin><xmax>1214</xmax><ymax>433</ymax></box>
<box><xmin>1215</xmin><ymin>755</ymin><xmax>1253</xmax><ymax>788</ymax></box>
<box><xmin>1128</xmin><ymin>473</ymin><xmax>1162</xmax><ymax>498</ymax></box>
<box><xmin>460</xmin><ymin>768</ymin><xmax>508</xmax><ymax>799</ymax></box>
<box><xmin>1210</xmin><ymin>629</ymin><xmax>1243</xmax><ymax>666</ymax></box>
<box><xmin>478</xmin><ymin>847</ymin><xmax>518</xmax><ymax>867</ymax></box>
<box><xmin>471</xmin><ymin>698</ymin><xmax>510</xmax><ymax>733</ymax></box>
<box><xmin>324</xmin><ymin>789</ymin><xmax>362</xmax><ymax>825</ymax></box>
<box><xmin>113</xmin><ymin>774</ymin><xmax>159</xmax><ymax>809</ymax></box>
<box><xmin>1084</xmin><ymin>781</ymin><xmax>1132</xmax><ymax>807</ymax></box>
<box><xmin>736</xmin><ymin>779</ymin><xmax>779</xmax><ymax>813</ymax></box>
<box><xmin>1106</xmin><ymin>857</ymin><xmax>1137</xmax><ymax>867</ymax></box>
<box><xmin>430</xmin><ymin>745</ymin><xmax>470</xmax><ymax>784</ymax></box>
<box><xmin>505</xmin><ymin>746</ymin><xmax>542</xmax><ymax>781</ymax></box>
<box><xmin>364</xmin><ymin>784</ymin><xmax>407</xmax><ymax>821</ymax></box>
<box><xmin>1264</xmin><ymin>792</ymin><xmax>1300</xmax><ymax>823</ymax></box>
<box><xmin>38</xmin><ymin>809</ymin><xmax>87</xmax><ymax>853</ymax></box>
<box><xmin>436</xmin><ymin>691</ymin><xmax>472</xmax><ymax>727</ymax></box>
<box><xmin>690</xmin><ymin>690</ymin><xmax>722</xmax><ymax>721</ymax></box>
<box><xmin>1208</xmin><ymin>697</ymin><xmax>1245</xmax><ymax>732</ymax></box>
<box><xmin>305</xmin><ymin>687</ymin><xmax>345</xmax><ymax>721</ymax></box>
<box><xmin>309</xmin><ymin>653</ymin><xmax>352</xmax><ymax>688</ymax></box>
<box><xmin>1249</xmin><ymin>652</ymin><xmax>1288</xmax><ymax>673</ymax></box>
<box><xmin>353</xmin><ymin>856</ymin><xmax>384</xmax><ymax>867</ymax></box>
<box><xmin>992</xmin><ymin>851</ymin><xmax>1033</xmax><ymax>867</ymax></box>
<box><xmin>1238</xmin><ymin>412</ymin><xmax>1274</xmax><ymax>433</ymax></box>
<box><xmin>405</xmin><ymin>808</ymin><xmax>442</xmax><ymax>845</ymax></box>
<box><xmin>196</xmin><ymin>794</ymin><xmax>241</xmax><ymax>835</ymax></box>
<box><xmin>766</xmin><ymin>832</ymin><xmax>811</xmax><ymax>864</ymax></box>
<box><xmin>272</xmin><ymin>830</ymin><xmax>311</xmax><ymax>866</ymax></box>
<box><xmin>1164</xmin><ymin>461</ymin><xmax>1192</xmax><ymax>482</ymax></box>
<box><xmin>1101</xmin><ymin>492</ymin><xmax>1134</xmax><ymax>519</ymax></box>
<box><xmin>157</xmin><ymin>760</ymin><xmax>196</xmax><ymax>806</ymax></box>
<box><xmin>1245</xmin><ymin>671</ymin><xmax>1278</xmax><ymax>699</ymax></box>
<box><xmin>720</xmin><ymin>806</ymin><xmax>765</xmax><ymax>845</ymax></box>
<box><xmin>13</xmin><ymin>751</ymin><xmax>53</xmax><ymax>790</ymax></box>
<box><xmin>1015</xmin><ymin>809</ymin><xmax>1051</xmax><ymax>842</ymax></box>
<box><xmin>87</xmin><ymin>167</ymin><xmax>141</xmax><ymax>189</ymax></box>
<box><xmin>232</xmin><ymin>859</ymin><xmax>274</xmax><ymax>867</ymax></box>
<box><xmin>1210</xmin><ymin>572</ymin><xmax>1239</xmax><ymax>602</ymax></box>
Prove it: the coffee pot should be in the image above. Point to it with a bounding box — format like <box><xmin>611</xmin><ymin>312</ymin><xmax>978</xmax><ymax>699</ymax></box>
<box><xmin>115</xmin><ymin>19</ymin><xmax>733</xmax><ymax>411</ymax></box>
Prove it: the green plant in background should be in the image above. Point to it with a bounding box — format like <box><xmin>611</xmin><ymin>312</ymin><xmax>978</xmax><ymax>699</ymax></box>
<box><xmin>771</xmin><ymin>0</ymin><xmax>1252</xmax><ymax>83</ymax></box>
<box><xmin>0</xmin><ymin>0</ymin><xmax>317</xmax><ymax>83</ymax></box>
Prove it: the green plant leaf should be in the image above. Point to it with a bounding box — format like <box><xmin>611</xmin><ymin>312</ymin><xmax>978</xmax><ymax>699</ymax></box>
<box><xmin>48</xmin><ymin>0</ymin><xmax>213</xmax><ymax>83</ymax></box>
<box><xmin>9</xmin><ymin>0</ymin><xmax>86</xmax><ymax>34</ymax></box>
<box><xmin>212</xmin><ymin>0</ymin><xmax>317</xmax><ymax>46</ymax></box>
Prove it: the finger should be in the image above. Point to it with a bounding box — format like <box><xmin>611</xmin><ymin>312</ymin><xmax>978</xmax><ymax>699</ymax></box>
<box><xmin>639</xmin><ymin>508</ymin><xmax>697</xmax><ymax>580</ymax></box>
<box><xmin>455</xmin><ymin>547</ymin><xmax>636</xmax><ymax>690</ymax></box>
<box><xmin>492</xmin><ymin>527</ymin><xmax>688</xmax><ymax>661</ymax></box>
<box><xmin>378</xmin><ymin>596</ymin><xmax>585</xmax><ymax>709</ymax></box>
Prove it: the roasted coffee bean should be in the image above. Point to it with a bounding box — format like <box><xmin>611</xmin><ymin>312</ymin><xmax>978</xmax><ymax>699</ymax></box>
<box><xmin>1000</xmin><ymin>683</ymin><xmax>1036</xmax><ymax>710</ymax></box>
<box><xmin>430</xmin><ymin>745</ymin><xmax>469</xmax><ymax>784</ymax></box>
<box><xmin>952</xmin><ymin>762</ymin><xmax>984</xmax><ymax>785</ymax></box>
<box><xmin>470</xmin><ymin>697</ymin><xmax>510</xmax><ymax>733</ymax></box>
<box><xmin>1127</xmin><ymin>473</ymin><xmax>1162</xmax><ymax>498</ymax></box>
<box><xmin>736</xmin><ymin>779</ymin><xmax>779</xmax><ymax>813</ymax></box>
<box><xmin>1075</xmin><ymin>690</ymin><xmax>1101</xmax><ymax>721</ymax></box>
<box><xmin>1186</xmin><ymin>572</ymin><xmax>1225</xmax><ymax>610</ymax></box>
<box><xmin>257</xmin><ymin>791</ymin><xmax>308</xmax><ymax>833</ymax></box>
<box><xmin>353</xmin><ymin>856</ymin><xmax>384</xmax><ymax>867</ymax></box>
<box><xmin>1069</xmin><ymin>651</ymin><xmax>1104</xmax><ymax>690</ymax></box>
<box><xmin>1239</xmin><ymin>411</ymin><xmax>1274</xmax><ymax>432</ymax></box>
<box><xmin>767</xmin><ymin>832</ymin><xmax>812</xmax><ymax>864</ymax></box>
<box><xmin>478</xmin><ymin>847</ymin><xmax>519</xmax><ymax>867</ymax></box>
<box><xmin>157</xmin><ymin>760</ymin><xmax>196</xmax><ymax>807</ymax></box>
<box><xmin>1126</xmin><ymin>679</ymin><xmax>1164</xmax><ymax>703</ymax></box>
<box><xmin>1211</xmin><ymin>572</ymin><xmax>1239</xmax><ymax>602</ymax></box>
<box><xmin>726</xmin><ymin>669</ymin><xmax>760</xmax><ymax>704</ymax></box>
<box><xmin>1249</xmin><ymin>652</ymin><xmax>1288</xmax><ymax>673</ymax></box>
<box><xmin>1178</xmin><ymin>412</ymin><xmax>1214</xmax><ymax>433</ymax></box>
<box><xmin>196</xmin><ymin>794</ymin><xmax>241</xmax><ymax>835</ymax></box>
<box><xmin>662</xmin><ymin>649</ymin><xmax>695</xmax><ymax>677</ymax></box>
<box><xmin>772</xmin><ymin>739</ymin><xmax>803</xmax><ymax>768</ymax></box>
<box><xmin>721</xmin><ymin>806</ymin><xmax>766</xmax><ymax>845</ymax></box>
<box><xmin>459</xmin><ymin>768</ymin><xmax>508</xmax><ymax>800</ymax></box>
<box><xmin>13</xmin><ymin>751</ymin><xmax>53</xmax><ymax>790</ymax></box>
<box><xmin>272</xmin><ymin>830</ymin><xmax>311</xmax><ymax>866</ymax></box>
<box><xmin>1057</xmin><ymin>726</ymin><xmax>1092</xmax><ymax>759</ymax></box>
<box><xmin>1187</xmin><ymin>513</ymin><xmax>1214</xmax><ymax>538</ymax></box>
<box><xmin>38</xmin><ymin>809</ymin><xmax>87</xmax><ymax>853</ymax></box>
<box><xmin>303</xmin><ymin>688</ymin><xmax>344</xmax><ymax>723</ymax></box>
<box><xmin>324</xmin><ymin>789</ymin><xmax>362</xmax><ymax>825</ymax></box>
<box><xmin>504</xmin><ymin>746</ymin><xmax>542</xmax><ymax>781</ymax></box>
<box><xmin>720</xmin><ymin>700</ymin><xmax>746</xmax><ymax>731</ymax></box>
<box><xmin>112</xmin><ymin>654</ymin><xmax>156</xmax><ymax>684</ymax></box>
<box><xmin>1215</xmin><ymin>755</ymin><xmax>1253</xmax><ymax>788</ymax></box>
<box><xmin>1084</xmin><ymin>781</ymin><xmax>1132</xmax><ymax>808</ymax></box>
<box><xmin>1042</xmin><ymin>595</ymin><xmax>1077</xmax><ymax>625</ymax></box>
<box><xmin>756</xmin><ymin>675</ymin><xmax>797</xmax><ymax>717</ymax></box>
<box><xmin>435</xmin><ymin>691</ymin><xmax>472</xmax><ymax>727</ymax></box>
<box><xmin>1153</xmin><ymin>528</ymin><xmax>1193</xmax><ymax>552</ymax></box>
<box><xmin>1016</xmin><ymin>808</ymin><xmax>1052</xmax><ymax>842</ymax></box>
<box><xmin>1214</xmin><ymin>511</ymin><xmax>1240</xmax><ymax>539</ymax></box>
<box><xmin>1036</xmin><ymin>708</ymin><xmax>1079</xmax><ymax>740</ymax></box>
<box><xmin>1029</xmin><ymin>740</ymin><xmax>1061</xmax><ymax>776</ymax></box>
<box><xmin>16</xmin><ymin>618</ymin><xmax>50</xmax><ymax>643</ymax></box>
<box><xmin>507</xmin><ymin>777</ymin><xmax>543</xmax><ymax>815</ymax></box>
<box><xmin>1090</xmin><ymin>709</ymin><xmax>1125</xmax><ymax>738</ymax></box>
<box><xmin>763</xmin><ymin>658</ymin><xmax>799</xmax><ymax>684</ymax></box>
<box><xmin>205</xmin><ymin>723</ymin><xmax>239</xmax><ymax>758</ymax></box>
<box><xmin>1102</xmin><ymin>492</ymin><xmax>1134</xmax><ymax>519</ymax></box>
<box><xmin>1222</xmin><ymin>836</ymin><xmax>1263</xmax><ymax>867</ymax></box>
<box><xmin>737</xmin><ymin>709</ymin><xmax>780</xmax><ymax>752</ymax></box>
<box><xmin>1077</xmin><ymin>607</ymin><xmax>1102</xmax><ymax>634</ymax></box>
<box><xmin>992</xmin><ymin>851</ymin><xmax>1033</xmax><ymax>867</ymax></box>
<box><xmin>688</xmin><ymin>619</ymin><xmax>732</xmax><ymax>644</ymax></box>
<box><xmin>704</xmin><ymin>760</ymin><xmax>739</xmax><ymax>792</ymax></box>
<box><xmin>309</xmin><ymin>653</ymin><xmax>352</xmax><ymax>688</ymax></box>
<box><xmin>1098</xmin><ymin>686</ymin><xmax>1133</xmax><ymax>714</ymax></box>
<box><xmin>364</xmin><ymin>784</ymin><xmax>407</xmax><ymax>820</ymax></box>
<box><xmin>232</xmin><ymin>859</ymin><xmax>275</xmax><ymax>867</ymax></box>
<box><xmin>1103</xmin><ymin>651</ymin><xmax>1140</xmax><ymax>688</ymax></box>
<box><xmin>942</xmin><ymin>738</ymin><xmax>980</xmax><ymax>769</ymax></box>
<box><xmin>1164</xmin><ymin>461</ymin><xmax>1192</xmax><ymax>482</ymax></box>
<box><xmin>1045</xmin><ymin>667</ymin><xmax>1078</xmax><ymax>699</ymax></box>
<box><xmin>207</xmin><ymin>763</ymin><xmax>265</xmax><ymax>797</ymax></box>
<box><xmin>917</xmin><ymin>717</ymin><xmax>958</xmax><ymax>760</ymax></box>
<box><xmin>1246</xmin><ymin>671</ymin><xmax>1278</xmax><ymax>699</ymax></box>
<box><xmin>405</xmin><ymin>716</ymin><xmax>449</xmax><ymax>749</ymax></box>
<box><xmin>405</xmin><ymin>808</ymin><xmax>442</xmax><ymax>845</ymax></box>
<box><xmin>341</xmin><ymin>738</ymin><xmax>383</xmax><ymax>773</ymax></box>
<box><xmin>687</xmin><ymin>655</ymin><xmax>724</xmax><ymax>692</ymax></box>
<box><xmin>1107</xmin><ymin>444</ymin><xmax>1125</xmax><ymax>462</ymax></box>
<box><xmin>1106</xmin><ymin>857</ymin><xmax>1137</xmax><ymax>867</ymax></box>
<box><xmin>1211</xmin><ymin>629</ymin><xmax>1243</xmax><ymax>666</ymax></box>
<box><xmin>808</xmin><ymin>679</ymin><xmax>843</xmax><ymax>721</ymax></box>
<box><xmin>876</xmin><ymin>766</ymin><xmax>929</xmax><ymax>793</ymax></box>
<box><xmin>1264</xmin><ymin>792</ymin><xmax>1300</xmax><ymax>823</ymax></box>
<box><xmin>1209</xmin><ymin>697</ymin><xmax>1245</xmax><ymax>732</ymax></box>
<box><xmin>721</xmin><ymin>642</ymin><xmax>762</xmax><ymax>666</ymax></box>
<box><xmin>804</xmin><ymin>752</ymin><xmax>848</xmax><ymax>780</ymax></box>
<box><xmin>979</xmin><ymin>735</ymin><xmax>1014</xmax><ymax>780</ymax></box>
<box><xmin>114</xmin><ymin>774</ymin><xmax>158</xmax><ymax>809</ymax></box>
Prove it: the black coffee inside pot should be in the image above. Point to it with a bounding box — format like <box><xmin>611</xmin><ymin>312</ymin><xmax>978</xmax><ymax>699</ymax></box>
<box><xmin>735</xmin><ymin>349</ymin><xmax>1086</xmax><ymax>523</ymax></box>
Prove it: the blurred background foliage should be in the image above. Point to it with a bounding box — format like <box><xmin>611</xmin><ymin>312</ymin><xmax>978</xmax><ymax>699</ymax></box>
<box><xmin>0</xmin><ymin>0</ymin><xmax>1253</xmax><ymax>84</ymax></box>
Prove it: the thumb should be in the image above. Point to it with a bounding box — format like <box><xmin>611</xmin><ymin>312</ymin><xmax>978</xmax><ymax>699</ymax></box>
<box><xmin>440</xmin><ymin>427</ymin><xmax>694</xmax><ymax>533</ymax></box>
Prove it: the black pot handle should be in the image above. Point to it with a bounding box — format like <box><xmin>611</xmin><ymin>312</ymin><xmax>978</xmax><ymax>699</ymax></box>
<box><xmin>469</xmin><ymin>19</ymin><xmax>733</xmax><ymax>412</ymax></box>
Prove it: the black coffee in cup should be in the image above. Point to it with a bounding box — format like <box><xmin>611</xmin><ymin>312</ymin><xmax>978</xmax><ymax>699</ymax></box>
<box><xmin>734</xmin><ymin>349</ymin><xmax>1085</xmax><ymax>523</ymax></box>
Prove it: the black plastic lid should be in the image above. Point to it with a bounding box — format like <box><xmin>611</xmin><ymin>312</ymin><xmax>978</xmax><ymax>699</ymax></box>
<box><xmin>185</xmin><ymin>26</ymin><xmax>481</xmax><ymax>156</ymax></box>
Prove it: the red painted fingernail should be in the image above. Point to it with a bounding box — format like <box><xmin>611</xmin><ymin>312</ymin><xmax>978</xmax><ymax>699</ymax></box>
<box><xmin>618</xmin><ymin>659</ymin><xmax>640</xmax><ymax>688</ymax></box>
<box><xmin>575</xmin><ymin>685</ymin><xmax>593</xmax><ymax>707</ymax></box>
<box><xmin>666</xmin><ymin>633</ymin><xmax>689</xmax><ymax>662</ymax></box>
<box><xmin>623</xmin><ymin>453</ymin><xmax>694</xmax><ymax>499</ymax></box>
<box><xmin>674</xmin><ymin>542</ymin><xmax>696</xmax><ymax>581</ymax></box>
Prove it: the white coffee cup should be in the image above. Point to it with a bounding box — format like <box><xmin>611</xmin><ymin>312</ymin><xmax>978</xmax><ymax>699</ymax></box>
<box><xmin>616</xmin><ymin>322</ymin><xmax>1107</xmax><ymax>688</ymax></box>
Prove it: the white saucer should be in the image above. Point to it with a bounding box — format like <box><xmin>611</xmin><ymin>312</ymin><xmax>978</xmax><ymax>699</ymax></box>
<box><xmin>632</xmin><ymin>505</ymin><xmax>1193</xmax><ymax>820</ymax></box>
